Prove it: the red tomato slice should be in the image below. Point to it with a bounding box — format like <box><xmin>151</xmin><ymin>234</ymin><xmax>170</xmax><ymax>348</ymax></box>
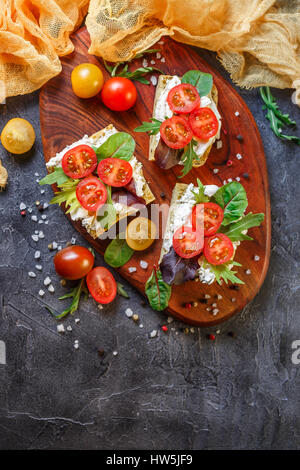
<box><xmin>203</xmin><ymin>233</ymin><xmax>234</xmax><ymax>265</ymax></box>
<box><xmin>86</xmin><ymin>267</ymin><xmax>117</xmax><ymax>304</ymax></box>
<box><xmin>189</xmin><ymin>107</ymin><xmax>218</xmax><ymax>140</ymax></box>
<box><xmin>167</xmin><ymin>83</ymin><xmax>200</xmax><ymax>114</ymax></box>
<box><xmin>160</xmin><ymin>116</ymin><xmax>193</xmax><ymax>149</ymax></box>
<box><xmin>192</xmin><ymin>203</ymin><xmax>224</xmax><ymax>237</ymax></box>
<box><xmin>173</xmin><ymin>225</ymin><xmax>204</xmax><ymax>259</ymax></box>
<box><xmin>97</xmin><ymin>158</ymin><xmax>133</xmax><ymax>187</ymax></box>
<box><xmin>62</xmin><ymin>145</ymin><xmax>97</xmax><ymax>179</ymax></box>
<box><xmin>76</xmin><ymin>176</ymin><xmax>107</xmax><ymax>212</ymax></box>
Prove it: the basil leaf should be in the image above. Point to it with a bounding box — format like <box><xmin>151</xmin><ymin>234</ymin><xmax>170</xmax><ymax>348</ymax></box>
<box><xmin>213</xmin><ymin>182</ymin><xmax>248</xmax><ymax>226</ymax></box>
<box><xmin>221</xmin><ymin>212</ymin><xmax>265</xmax><ymax>241</ymax></box>
<box><xmin>182</xmin><ymin>70</ymin><xmax>213</xmax><ymax>97</ymax></box>
<box><xmin>95</xmin><ymin>132</ymin><xmax>135</xmax><ymax>162</ymax></box>
<box><xmin>145</xmin><ymin>267</ymin><xmax>172</xmax><ymax>311</ymax></box>
<box><xmin>39</xmin><ymin>167</ymin><xmax>69</xmax><ymax>186</ymax></box>
<box><xmin>104</xmin><ymin>232</ymin><xmax>134</xmax><ymax>268</ymax></box>
<box><xmin>117</xmin><ymin>282</ymin><xmax>130</xmax><ymax>298</ymax></box>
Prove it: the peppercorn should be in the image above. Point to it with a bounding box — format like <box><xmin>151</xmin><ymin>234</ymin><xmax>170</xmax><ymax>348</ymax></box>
<box><xmin>192</xmin><ymin>301</ymin><xmax>198</xmax><ymax>307</ymax></box>
<box><xmin>60</xmin><ymin>279</ymin><xmax>67</xmax><ymax>286</ymax></box>
<box><xmin>242</xmin><ymin>172</ymin><xmax>249</xmax><ymax>179</ymax></box>
<box><xmin>184</xmin><ymin>327</ymin><xmax>189</xmax><ymax>335</ymax></box>
<box><xmin>227</xmin><ymin>331</ymin><xmax>236</xmax><ymax>338</ymax></box>
<box><xmin>162</xmin><ymin>325</ymin><xmax>168</xmax><ymax>332</ymax></box>
<box><xmin>236</xmin><ymin>134</ymin><xmax>244</xmax><ymax>142</ymax></box>
<box><xmin>20</xmin><ymin>210</ymin><xmax>26</xmax><ymax>217</ymax></box>
<box><xmin>226</xmin><ymin>159</ymin><xmax>233</xmax><ymax>167</ymax></box>
<box><xmin>209</xmin><ymin>334</ymin><xmax>216</xmax><ymax>341</ymax></box>
<box><xmin>37</xmin><ymin>204</ymin><xmax>44</xmax><ymax>212</ymax></box>
<box><xmin>132</xmin><ymin>314</ymin><xmax>139</xmax><ymax>322</ymax></box>
<box><xmin>230</xmin><ymin>285</ymin><xmax>240</xmax><ymax>291</ymax></box>
<box><xmin>184</xmin><ymin>303</ymin><xmax>192</xmax><ymax>309</ymax></box>
<box><xmin>35</xmin><ymin>200</ymin><xmax>40</xmax><ymax>206</ymax></box>
<box><xmin>199</xmin><ymin>298</ymin><xmax>208</xmax><ymax>304</ymax></box>
<box><xmin>98</xmin><ymin>348</ymin><xmax>105</xmax><ymax>357</ymax></box>
<box><xmin>160</xmin><ymin>192</ymin><xmax>166</xmax><ymax>199</ymax></box>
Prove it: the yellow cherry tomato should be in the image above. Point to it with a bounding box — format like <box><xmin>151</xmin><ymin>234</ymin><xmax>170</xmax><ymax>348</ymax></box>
<box><xmin>1</xmin><ymin>118</ymin><xmax>35</xmax><ymax>155</ymax></box>
<box><xmin>71</xmin><ymin>63</ymin><xmax>104</xmax><ymax>99</ymax></box>
<box><xmin>126</xmin><ymin>217</ymin><xmax>156</xmax><ymax>251</ymax></box>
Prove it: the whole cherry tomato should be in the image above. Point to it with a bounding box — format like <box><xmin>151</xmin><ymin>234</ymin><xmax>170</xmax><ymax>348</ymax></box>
<box><xmin>54</xmin><ymin>246</ymin><xmax>94</xmax><ymax>280</ymax></box>
<box><xmin>101</xmin><ymin>77</ymin><xmax>137</xmax><ymax>111</ymax></box>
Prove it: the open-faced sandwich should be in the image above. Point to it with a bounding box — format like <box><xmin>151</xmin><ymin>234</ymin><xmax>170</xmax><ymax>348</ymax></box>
<box><xmin>135</xmin><ymin>70</ymin><xmax>221</xmax><ymax>176</ymax></box>
<box><xmin>145</xmin><ymin>179</ymin><xmax>264</xmax><ymax>311</ymax></box>
<box><xmin>39</xmin><ymin>125</ymin><xmax>155</xmax><ymax>238</ymax></box>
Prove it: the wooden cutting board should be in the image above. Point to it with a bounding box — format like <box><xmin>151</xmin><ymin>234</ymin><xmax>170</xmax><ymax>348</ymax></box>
<box><xmin>39</xmin><ymin>27</ymin><xmax>271</xmax><ymax>327</ymax></box>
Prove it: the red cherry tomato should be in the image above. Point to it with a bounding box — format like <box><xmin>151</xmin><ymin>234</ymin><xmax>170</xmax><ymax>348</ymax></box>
<box><xmin>189</xmin><ymin>107</ymin><xmax>218</xmax><ymax>140</ymax></box>
<box><xmin>192</xmin><ymin>202</ymin><xmax>224</xmax><ymax>237</ymax></box>
<box><xmin>62</xmin><ymin>145</ymin><xmax>97</xmax><ymax>179</ymax></box>
<box><xmin>101</xmin><ymin>77</ymin><xmax>137</xmax><ymax>111</ymax></box>
<box><xmin>54</xmin><ymin>246</ymin><xmax>94</xmax><ymax>280</ymax></box>
<box><xmin>86</xmin><ymin>267</ymin><xmax>117</xmax><ymax>304</ymax></box>
<box><xmin>97</xmin><ymin>158</ymin><xmax>133</xmax><ymax>187</ymax></box>
<box><xmin>203</xmin><ymin>233</ymin><xmax>234</xmax><ymax>265</ymax></box>
<box><xmin>173</xmin><ymin>225</ymin><xmax>204</xmax><ymax>259</ymax></box>
<box><xmin>160</xmin><ymin>116</ymin><xmax>193</xmax><ymax>149</ymax></box>
<box><xmin>167</xmin><ymin>83</ymin><xmax>200</xmax><ymax>114</ymax></box>
<box><xmin>76</xmin><ymin>176</ymin><xmax>107</xmax><ymax>212</ymax></box>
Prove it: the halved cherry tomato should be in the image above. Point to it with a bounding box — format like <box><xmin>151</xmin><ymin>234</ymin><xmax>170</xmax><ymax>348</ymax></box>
<box><xmin>173</xmin><ymin>225</ymin><xmax>204</xmax><ymax>259</ymax></box>
<box><xmin>97</xmin><ymin>158</ymin><xmax>133</xmax><ymax>187</ymax></box>
<box><xmin>86</xmin><ymin>267</ymin><xmax>117</xmax><ymax>304</ymax></box>
<box><xmin>54</xmin><ymin>246</ymin><xmax>94</xmax><ymax>280</ymax></box>
<box><xmin>192</xmin><ymin>202</ymin><xmax>224</xmax><ymax>236</ymax></box>
<box><xmin>101</xmin><ymin>77</ymin><xmax>137</xmax><ymax>111</ymax></box>
<box><xmin>167</xmin><ymin>83</ymin><xmax>200</xmax><ymax>114</ymax></box>
<box><xmin>76</xmin><ymin>176</ymin><xmax>107</xmax><ymax>212</ymax></box>
<box><xmin>203</xmin><ymin>233</ymin><xmax>234</xmax><ymax>265</ymax></box>
<box><xmin>62</xmin><ymin>145</ymin><xmax>97</xmax><ymax>179</ymax></box>
<box><xmin>160</xmin><ymin>116</ymin><xmax>193</xmax><ymax>149</ymax></box>
<box><xmin>189</xmin><ymin>107</ymin><xmax>218</xmax><ymax>140</ymax></box>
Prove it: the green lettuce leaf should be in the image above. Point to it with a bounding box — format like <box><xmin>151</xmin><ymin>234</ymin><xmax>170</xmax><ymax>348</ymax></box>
<box><xmin>39</xmin><ymin>167</ymin><xmax>69</xmax><ymax>186</ymax></box>
<box><xmin>145</xmin><ymin>267</ymin><xmax>172</xmax><ymax>311</ymax></box>
<box><xmin>95</xmin><ymin>132</ymin><xmax>135</xmax><ymax>162</ymax></box>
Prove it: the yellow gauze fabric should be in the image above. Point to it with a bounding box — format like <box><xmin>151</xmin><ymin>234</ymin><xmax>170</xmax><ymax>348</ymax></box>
<box><xmin>1</xmin><ymin>0</ymin><xmax>299</xmax><ymax>106</ymax></box>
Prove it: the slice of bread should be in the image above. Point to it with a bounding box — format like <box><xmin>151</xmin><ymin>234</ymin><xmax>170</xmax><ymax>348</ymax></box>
<box><xmin>149</xmin><ymin>76</ymin><xmax>219</xmax><ymax>168</ymax></box>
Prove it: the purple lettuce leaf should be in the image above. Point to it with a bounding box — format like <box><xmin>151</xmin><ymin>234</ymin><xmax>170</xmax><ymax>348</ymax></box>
<box><xmin>160</xmin><ymin>247</ymin><xmax>199</xmax><ymax>285</ymax></box>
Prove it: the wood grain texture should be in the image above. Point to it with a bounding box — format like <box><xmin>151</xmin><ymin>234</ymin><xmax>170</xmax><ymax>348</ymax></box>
<box><xmin>39</xmin><ymin>27</ymin><xmax>271</xmax><ymax>327</ymax></box>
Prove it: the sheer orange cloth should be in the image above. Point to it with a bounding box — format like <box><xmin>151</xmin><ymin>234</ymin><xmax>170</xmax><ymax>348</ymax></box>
<box><xmin>1</xmin><ymin>0</ymin><xmax>299</xmax><ymax>105</ymax></box>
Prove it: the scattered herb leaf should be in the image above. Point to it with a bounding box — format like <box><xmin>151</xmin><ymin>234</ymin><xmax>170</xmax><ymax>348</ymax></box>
<box><xmin>46</xmin><ymin>278</ymin><xmax>88</xmax><ymax>320</ymax></box>
<box><xmin>134</xmin><ymin>118</ymin><xmax>162</xmax><ymax>135</ymax></box>
<box><xmin>145</xmin><ymin>266</ymin><xmax>172</xmax><ymax>311</ymax></box>
<box><xmin>104</xmin><ymin>232</ymin><xmax>134</xmax><ymax>268</ymax></box>
<box><xmin>117</xmin><ymin>282</ymin><xmax>130</xmax><ymax>298</ymax></box>
<box><xmin>260</xmin><ymin>86</ymin><xmax>300</xmax><ymax>145</ymax></box>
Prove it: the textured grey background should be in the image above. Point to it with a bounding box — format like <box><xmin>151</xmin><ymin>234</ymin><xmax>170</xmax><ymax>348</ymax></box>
<box><xmin>0</xmin><ymin>48</ymin><xmax>300</xmax><ymax>450</ymax></box>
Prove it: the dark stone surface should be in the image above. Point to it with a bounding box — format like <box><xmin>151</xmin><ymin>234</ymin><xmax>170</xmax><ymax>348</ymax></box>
<box><xmin>1</xmin><ymin>48</ymin><xmax>300</xmax><ymax>450</ymax></box>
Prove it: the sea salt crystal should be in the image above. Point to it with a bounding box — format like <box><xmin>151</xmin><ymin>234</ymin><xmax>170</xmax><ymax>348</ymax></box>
<box><xmin>34</xmin><ymin>230</ymin><xmax>39</xmax><ymax>234</ymax></box>
<box><xmin>236</xmin><ymin>153</ymin><xmax>243</xmax><ymax>160</ymax></box>
<box><xmin>223</xmin><ymin>180</ymin><xmax>227</xmax><ymax>185</ymax></box>
<box><xmin>28</xmin><ymin>207</ymin><xmax>33</xmax><ymax>213</ymax></box>
<box><xmin>34</xmin><ymin>251</ymin><xmax>41</xmax><ymax>259</ymax></box>
<box><xmin>41</xmin><ymin>214</ymin><xmax>47</xmax><ymax>220</ymax></box>
<box><xmin>52</xmin><ymin>241</ymin><xmax>58</xmax><ymax>249</ymax></box>
<box><xmin>217</xmin><ymin>295</ymin><xmax>223</xmax><ymax>300</ymax></box>
<box><xmin>112</xmin><ymin>351</ymin><xmax>118</xmax><ymax>356</ymax></box>
<box><xmin>167</xmin><ymin>316</ymin><xmax>174</xmax><ymax>323</ymax></box>
<box><xmin>231</xmin><ymin>298</ymin><xmax>236</xmax><ymax>302</ymax></box>
<box><xmin>71</xmin><ymin>237</ymin><xmax>76</xmax><ymax>244</ymax></box>
<box><xmin>227</xmin><ymin>178</ymin><xmax>233</xmax><ymax>183</ymax></box>
<box><xmin>236</xmin><ymin>176</ymin><xmax>241</xmax><ymax>181</ymax></box>
<box><xmin>125</xmin><ymin>308</ymin><xmax>133</xmax><ymax>318</ymax></box>
<box><xmin>213</xmin><ymin>308</ymin><xmax>219</xmax><ymax>316</ymax></box>
<box><xmin>74</xmin><ymin>342</ymin><xmax>79</xmax><ymax>349</ymax></box>
<box><xmin>75</xmin><ymin>318</ymin><xmax>80</xmax><ymax>324</ymax></box>
<box><xmin>38</xmin><ymin>290</ymin><xmax>45</xmax><ymax>297</ymax></box>
<box><xmin>44</xmin><ymin>276</ymin><xmax>51</xmax><ymax>286</ymax></box>
<box><xmin>158</xmin><ymin>40</ymin><xmax>164</xmax><ymax>45</ymax></box>
<box><xmin>204</xmin><ymin>294</ymin><xmax>211</xmax><ymax>299</ymax></box>
<box><xmin>140</xmin><ymin>260</ymin><xmax>148</xmax><ymax>269</ymax></box>
<box><xmin>43</xmin><ymin>202</ymin><xmax>49</xmax><ymax>209</ymax></box>
<box><xmin>150</xmin><ymin>75</ymin><xmax>157</xmax><ymax>86</ymax></box>
<box><xmin>246</xmin><ymin>269</ymin><xmax>251</xmax><ymax>275</ymax></box>
<box><xmin>128</xmin><ymin>267</ymin><xmax>137</xmax><ymax>273</ymax></box>
<box><xmin>216</xmin><ymin>140</ymin><xmax>223</xmax><ymax>149</ymax></box>
<box><xmin>142</xmin><ymin>58</ymin><xmax>148</xmax><ymax>68</ymax></box>
<box><xmin>150</xmin><ymin>329</ymin><xmax>157</xmax><ymax>338</ymax></box>
<box><xmin>38</xmin><ymin>220</ymin><xmax>44</xmax><ymax>224</ymax></box>
<box><xmin>28</xmin><ymin>272</ymin><xmax>36</xmax><ymax>278</ymax></box>
<box><xmin>150</xmin><ymin>60</ymin><xmax>156</xmax><ymax>65</ymax></box>
<box><xmin>20</xmin><ymin>202</ymin><xmax>26</xmax><ymax>211</ymax></box>
<box><xmin>31</xmin><ymin>215</ymin><xmax>38</xmax><ymax>222</ymax></box>
<box><xmin>57</xmin><ymin>324</ymin><xmax>65</xmax><ymax>333</ymax></box>
<box><xmin>254</xmin><ymin>255</ymin><xmax>260</xmax><ymax>261</ymax></box>
<box><xmin>213</xmin><ymin>168</ymin><xmax>219</xmax><ymax>174</ymax></box>
<box><xmin>139</xmin><ymin>324</ymin><xmax>144</xmax><ymax>328</ymax></box>
<box><xmin>160</xmin><ymin>57</ymin><xmax>166</xmax><ymax>63</ymax></box>
<box><xmin>67</xmin><ymin>325</ymin><xmax>72</xmax><ymax>332</ymax></box>
<box><xmin>35</xmin><ymin>265</ymin><xmax>42</xmax><ymax>271</ymax></box>
<box><xmin>32</xmin><ymin>234</ymin><xmax>39</xmax><ymax>242</ymax></box>
<box><xmin>45</xmin><ymin>220</ymin><xmax>49</xmax><ymax>225</ymax></box>
<box><xmin>38</xmin><ymin>231</ymin><xmax>45</xmax><ymax>239</ymax></box>
<box><xmin>235</xmin><ymin>111</ymin><xmax>240</xmax><ymax>116</ymax></box>
<box><xmin>98</xmin><ymin>304</ymin><xmax>103</xmax><ymax>310</ymax></box>
<box><xmin>156</xmin><ymin>52</ymin><xmax>161</xmax><ymax>59</ymax></box>
<box><xmin>48</xmin><ymin>284</ymin><xmax>55</xmax><ymax>293</ymax></box>
<box><xmin>212</xmin><ymin>303</ymin><xmax>217</xmax><ymax>307</ymax></box>
<box><xmin>34</xmin><ymin>172</ymin><xmax>39</xmax><ymax>177</ymax></box>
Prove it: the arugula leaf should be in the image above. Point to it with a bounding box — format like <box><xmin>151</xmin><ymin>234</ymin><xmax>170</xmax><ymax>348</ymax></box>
<box><xmin>46</xmin><ymin>278</ymin><xmax>88</xmax><ymax>320</ymax></box>
<box><xmin>95</xmin><ymin>132</ymin><xmax>135</xmax><ymax>162</ymax></box>
<box><xmin>117</xmin><ymin>282</ymin><xmax>130</xmax><ymax>299</ymax></box>
<box><xmin>115</xmin><ymin>65</ymin><xmax>163</xmax><ymax>84</ymax></box>
<box><xmin>103</xmin><ymin>48</ymin><xmax>161</xmax><ymax>80</ymax></box>
<box><xmin>221</xmin><ymin>212</ymin><xmax>265</xmax><ymax>241</ymax></box>
<box><xmin>179</xmin><ymin>141</ymin><xmax>198</xmax><ymax>178</ymax></box>
<box><xmin>39</xmin><ymin>167</ymin><xmax>69</xmax><ymax>186</ymax></box>
<box><xmin>260</xmin><ymin>87</ymin><xmax>300</xmax><ymax>145</ymax></box>
<box><xmin>204</xmin><ymin>260</ymin><xmax>244</xmax><ymax>285</ymax></box>
<box><xmin>134</xmin><ymin>118</ymin><xmax>162</xmax><ymax>135</ymax></box>
<box><xmin>104</xmin><ymin>232</ymin><xmax>134</xmax><ymax>268</ymax></box>
<box><xmin>96</xmin><ymin>185</ymin><xmax>117</xmax><ymax>230</ymax></box>
<box><xmin>213</xmin><ymin>182</ymin><xmax>248</xmax><ymax>226</ymax></box>
<box><xmin>192</xmin><ymin>178</ymin><xmax>209</xmax><ymax>203</ymax></box>
<box><xmin>145</xmin><ymin>266</ymin><xmax>172</xmax><ymax>311</ymax></box>
<box><xmin>50</xmin><ymin>179</ymin><xmax>81</xmax><ymax>214</ymax></box>
<box><xmin>182</xmin><ymin>70</ymin><xmax>213</xmax><ymax>96</ymax></box>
